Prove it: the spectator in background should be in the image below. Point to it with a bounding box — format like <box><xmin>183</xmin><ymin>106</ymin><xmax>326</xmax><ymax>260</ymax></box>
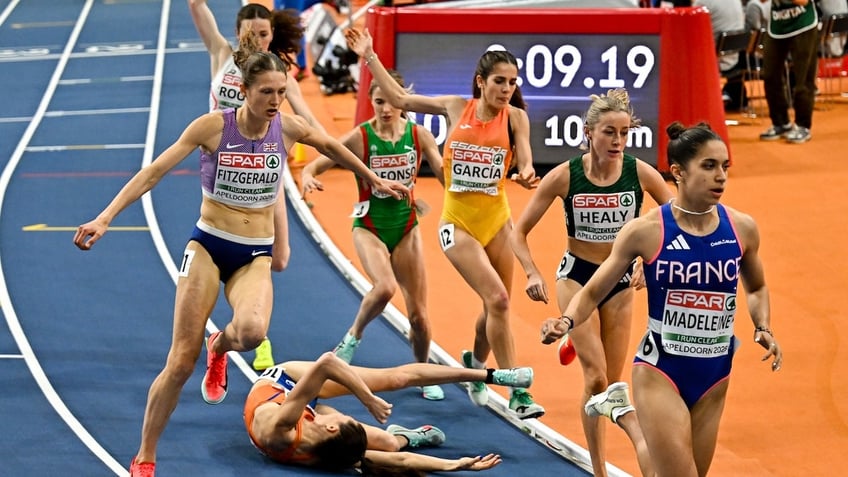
<box><xmin>744</xmin><ymin>0</ymin><xmax>771</xmax><ymax>96</ymax></box>
<box><xmin>694</xmin><ymin>0</ymin><xmax>747</xmax><ymax>110</ymax></box>
<box><xmin>275</xmin><ymin>0</ymin><xmax>325</xmax><ymax>76</ymax></box>
<box><xmin>819</xmin><ymin>0</ymin><xmax>848</xmax><ymax>57</ymax></box>
<box><xmin>653</xmin><ymin>0</ymin><xmax>693</xmax><ymax>6</ymax></box>
<box><xmin>746</xmin><ymin>0</ymin><xmax>771</xmax><ymax>30</ymax></box>
<box><xmin>759</xmin><ymin>0</ymin><xmax>819</xmax><ymax>144</ymax></box>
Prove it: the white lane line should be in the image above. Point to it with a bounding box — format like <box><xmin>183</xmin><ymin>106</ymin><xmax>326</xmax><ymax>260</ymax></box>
<box><xmin>0</xmin><ymin>0</ymin><xmax>20</xmax><ymax>27</ymax></box>
<box><xmin>0</xmin><ymin>107</ymin><xmax>150</xmax><ymax>123</ymax></box>
<box><xmin>0</xmin><ymin>1</ymin><xmax>128</xmax><ymax>475</ymax></box>
<box><xmin>59</xmin><ymin>75</ymin><xmax>154</xmax><ymax>84</ymax></box>
<box><xmin>0</xmin><ymin>354</ymin><xmax>24</xmax><ymax>359</ymax></box>
<box><xmin>25</xmin><ymin>143</ymin><xmax>145</xmax><ymax>152</ymax></box>
<box><xmin>45</xmin><ymin>107</ymin><xmax>151</xmax><ymax>117</ymax></box>
<box><xmin>0</xmin><ymin>45</ymin><xmax>207</xmax><ymax>63</ymax></box>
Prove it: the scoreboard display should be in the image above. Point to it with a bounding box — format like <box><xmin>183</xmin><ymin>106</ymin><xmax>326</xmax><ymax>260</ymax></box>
<box><xmin>354</xmin><ymin>7</ymin><xmax>727</xmax><ymax>171</ymax></box>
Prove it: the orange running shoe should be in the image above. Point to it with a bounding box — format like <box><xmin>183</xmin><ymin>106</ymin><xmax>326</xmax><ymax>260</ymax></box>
<box><xmin>202</xmin><ymin>331</ymin><xmax>228</xmax><ymax>404</ymax></box>
<box><xmin>129</xmin><ymin>457</ymin><xmax>155</xmax><ymax>477</ymax></box>
<box><xmin>558</xmin><ymin>336</ymin><xmax>577</xmax><ymax>366</ymax></box>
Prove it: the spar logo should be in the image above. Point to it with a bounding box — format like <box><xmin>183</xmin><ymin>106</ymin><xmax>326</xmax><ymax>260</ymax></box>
<box><xmin>371</xmin><ymin>154</ymin><xmax>409</xmax><ymax>168</ymax></box>
<box><xmin>219</xmin><ymin>153</ymin><xmax>280</xmax><ymax>169</ymax></box>
<box><xmin>221</xmin><ymin>74</ymin><xmax>241</xmax><ymax>86</ymax></box>
<box><xmin>667</xmin><ymin>290</ymin><xmax>734</xmax><ymax>311</ymax></box>
<box><xmin>573</xmin><ymin>192</ymin><xmax>633</xmax><ymax>208</ymax></box>
<box><xmin>454</xmin><ymin>148</ymin><xmax>500</xmax><ymax>164</ymax></box>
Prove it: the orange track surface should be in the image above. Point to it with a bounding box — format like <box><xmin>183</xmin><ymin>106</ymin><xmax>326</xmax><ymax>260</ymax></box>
<box><xmin>267</xmin><ymin>3</ymin><xmax>848</xmax><ymax>474</ymax></box>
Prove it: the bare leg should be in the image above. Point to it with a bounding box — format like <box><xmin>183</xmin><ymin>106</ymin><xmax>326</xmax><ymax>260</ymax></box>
<box><xmin>615</xmin><ymin>411</ymin><xmax>655</xmax><ymax>477</ymax></box>
<box><xmin>135</xmin><ymin>243</ymin><xmax>219</xmax><ymax>463</ymax></box>
<box><xmin>557</xmin><ymin>274</ymin><xmax>640</xmax><ymax>476</ymax></box>
<box><xmin>281</xmin><ymin>361</ymin><xmax>494</xmax><ymax>399</ymax></box>
<box><xmin>633</xmin><ymin>365</ymin><xmax>699</xmax><ymax>477</ymax></box>
<box><xmin>391</xmin><ymin>227</ymin><xmax>432</xmax><ymax>364</ymax></box>
<box><xmin>557</xmin><ymin>278</ymin><xmax>610</xmax><ymax>475</ymax></box>
<box><xmin>690</xmin><ymin>380</ymin><xmax>728</xmax><ymax>477</ymax></box>
<box><xmin>348</xmin><ymin>228</ymin><xmax>397</xmax><ymax>340</ymax></box>
<box><xmin>219</xmin><ymin>257</ymin><xmax>276</xmax><ymax>352</ymax></box>
<box><xmin>443</xmin><ymin>224</ymin><xmax>515</xmax><ymax>368</ymax></box>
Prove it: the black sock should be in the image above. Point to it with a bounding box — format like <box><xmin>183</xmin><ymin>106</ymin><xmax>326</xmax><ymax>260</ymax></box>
<box><xmin>484</xmin><ymin>368</ymin><xmax>495</xmax><ymax>384</ymax></box>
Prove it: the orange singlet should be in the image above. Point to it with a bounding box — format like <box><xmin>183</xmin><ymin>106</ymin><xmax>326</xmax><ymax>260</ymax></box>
<box><xmin>243</xmin><ymin>380</ymin><xmax>316</xmax><ymax>464</ymax></box>
<box><xmin>441</xmin><ymin>99</ymin><xmax>513</xmax><ymax>247</ymax></box>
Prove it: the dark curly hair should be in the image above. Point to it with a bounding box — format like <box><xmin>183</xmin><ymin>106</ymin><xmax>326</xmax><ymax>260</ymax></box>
<box><xmin>234</xmin><ymin>4</ymin><xmax>304</xmax><ymax>64</ymax></box>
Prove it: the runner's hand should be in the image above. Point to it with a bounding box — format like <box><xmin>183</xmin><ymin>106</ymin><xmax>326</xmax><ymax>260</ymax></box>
<box><xmin>540</xmin><ymin>317</ymin><xmax>569</xmax><ymax>344</ymax></box>
<box><xmin>301</xmin><ymin>172</ymin><xmax>324</xmax><ymax>196</ymax></box>
<box><xmin>344</xmin><ymin>28</ymin><xmax>373</xmax><ymax>59</ymax></box>
<box><xmin>510</xmin><ymin>169</ymin><xmax>540</xmax><ymax>189</ymax></box>
<box><xmin>524</xmin><ymin>274</ymin><xmax>549</xmax><ymax>304</ymax></box>
<box><xmin>372</xmin><ymin>178</ymin><xmax>409</xmax><ymax>202</ymax></box>
<box><xmin>363</xmin><ymin>394</ymin><xmax>392</xmax><ymax>424</ymax></box>
<box><xmin>449</xmin><ymin>454</ymin><xmax>502</xmax><ymax>471</ymax></box>
<box><xmin>74</xmin><ymin>220</ymin><xmax>108</xmax><ymax>250</ymax></box>
<box><xmin>755</xmin><ymin>329</ymin><xmax>782</xmax><ymax>372</ymax></box>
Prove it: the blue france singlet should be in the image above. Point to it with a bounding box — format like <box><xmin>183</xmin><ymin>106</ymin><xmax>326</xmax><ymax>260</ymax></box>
<box><xmin>642</xmin><ymin>203</ymin><xmax>742</xmax><ymax>359</ymax></box>
<box><xmin>635</xmin><ymin>203</ymin><xmax>743</xmax><ymax>407</ymax></box>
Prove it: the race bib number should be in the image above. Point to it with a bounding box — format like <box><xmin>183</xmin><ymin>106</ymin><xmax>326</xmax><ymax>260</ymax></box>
<box><xmin>259</xmin><ymin>365</ymin><xmax>284</xmax><ymax>380</ymax></box>
<box><xmin>258</xmin><ymin>366</ymin><xmax>296</xmax><ymax>392</ymax></box>
<box><xmin>370</xmin><ymin>152</ymin><xmax>416</xmax><ymax>199</ymax></box>
<box><xmin>448</xmin><ymin>142</ymin><xmax>506</xmax><ymax>196</ymax></box>
<box><xmin>570</xmin><ymin>192</ymin><xmax>636</xmax><ymax>243</ymax></box>
<box><xmin>350</xmin><ymin>200</ymin><xmax>370</xmax><ymax>218</ymax></box>
<box><xmin>635</xmin><ymin>330</ymin><xmax>660</xmax><ymax>365</ymax></box>
<box><xmin>555</xmin><ymin>252</ymin><xmax>575</xmax><ymax>281</ymax></box>
<box><xmin>213</xmin><ymin>152</ymin><xmax>281</xmax><ymax>206</ymax></box>
<box><xmin>178</xmin><ymin>249</ymin><xmax>195</xmax><ymax>278</ymax></box>
<box><xmin>438</xmin><ymin>223</ymin><xmax>456</xmax><ymax>251</ymax></box>
<box><xmin>660</xmin><ymin>289</ymin><xmax>736</xmax><ymax>358</ymax></box>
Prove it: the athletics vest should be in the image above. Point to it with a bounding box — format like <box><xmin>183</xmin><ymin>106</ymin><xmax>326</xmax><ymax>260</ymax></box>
<box><xmin>442</xmin><ymin>99</ymin><xmax>512</xmax><ymax>197</ymax></box>
<box><xmin>353</xmin><ymin>120</ymin><xmax>420</xmax><ymax>226</ymax></box>
<box><xmin>563</xmin><ymin>153</ymin><xmax>644</xmax><ymax>243</ymax></box>
<box><xmin>199</xmin><ymin>108</ymin><xmax>286</xmax><ymax>208</ymax></box>
<box><xmin>210</xmin><ymin>56</ymin><xmax>245</xmax><ymax>111</ymax></box>
<box><xmin>643</xmin><ymin>204</ymin><xmax>742</xmax><ymax>358</ymax></box>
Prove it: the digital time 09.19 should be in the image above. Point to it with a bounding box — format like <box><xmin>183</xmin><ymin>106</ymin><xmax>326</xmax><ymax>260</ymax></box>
<box><xmin>394</xmin><ymin>33</ymin><xmax>661</xmax><ymax>166</ymax></box>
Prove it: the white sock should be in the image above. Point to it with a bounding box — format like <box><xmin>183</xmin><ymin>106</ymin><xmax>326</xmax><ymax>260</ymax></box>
<box><xmin>611</xmin><ymin>405</ymin><xmax>635</xmax><ymax>424</ymax></box>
